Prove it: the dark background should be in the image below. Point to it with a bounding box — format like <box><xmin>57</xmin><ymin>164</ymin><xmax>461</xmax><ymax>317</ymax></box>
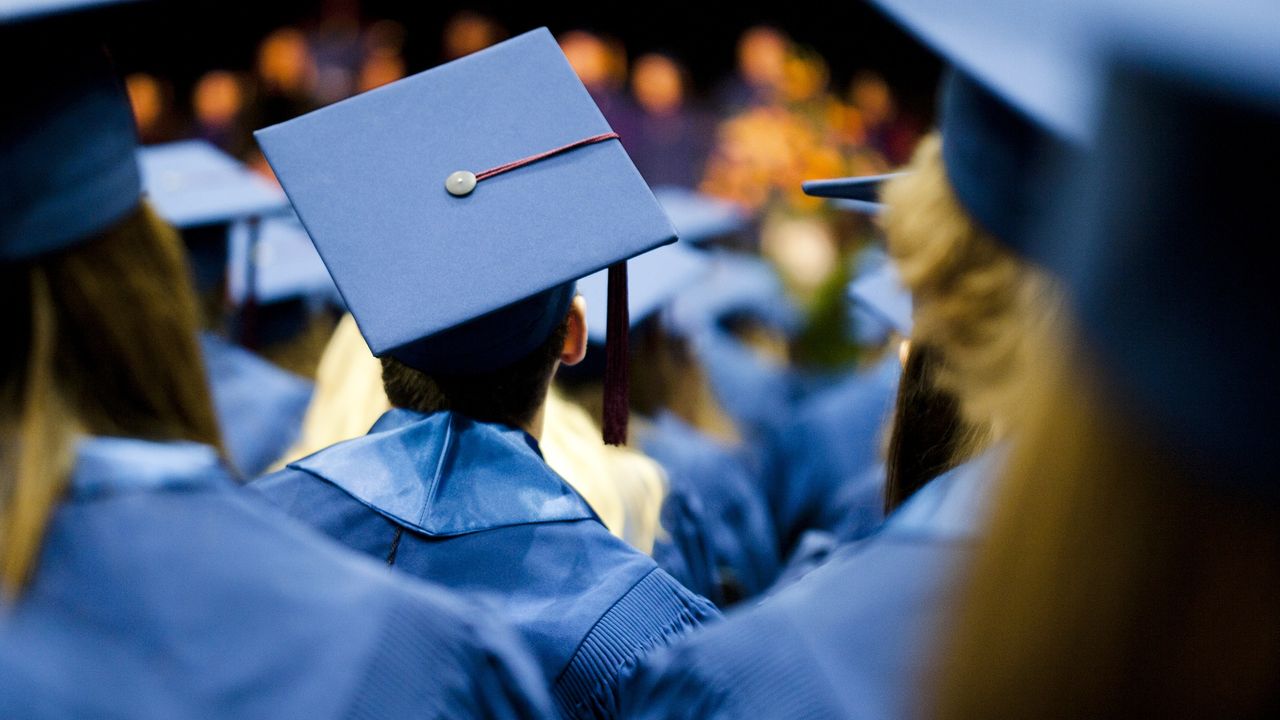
<box><xmin>103</xmin><ymin>0</ymin><xmax>943</xmax><ymax>120</ymax></box>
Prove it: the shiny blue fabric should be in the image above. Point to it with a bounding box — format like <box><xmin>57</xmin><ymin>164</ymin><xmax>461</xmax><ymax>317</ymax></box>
<box><xmin>640</xmin><ymin>412</ymin><xmax>780</xmax><ymax>607</ymax></box>
<box><xmin>0</xmin><ymin>436</ymin><xmax>555</xmax><ymax>719</ymax></box>
<box><xmin>199</xmin><ymin>332</ymin><xmax>312</xmax><ymax>478</ymax></box>
<box><xmin>252</xmin><ymin>409</ymin><xmax>718</xmax><ymax>719</ymax></box>
<box><xmin>621</xmin><ymin>453</ymin><xmax>998</xmax><ymax>720</ymax></box>
<box><xmin>763</xmin><ymin>352</ymin><xmax>901</xmax><ymax>557</ymax></box>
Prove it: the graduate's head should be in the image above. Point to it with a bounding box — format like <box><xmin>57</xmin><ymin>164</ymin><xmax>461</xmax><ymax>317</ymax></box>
<box><xmin>255</xmin><ymin>29</ymin><xmax>680</xmax><ymax>444</ymax></box>
<box><xmin>380</xmin><ymin>293</ymin><xmax>588</xmax><ymax>431</ymax></box>
<box><xmin>1</xmin><ymin>14</ymin><xmax>220</xmax><ymax>596</ymax></box>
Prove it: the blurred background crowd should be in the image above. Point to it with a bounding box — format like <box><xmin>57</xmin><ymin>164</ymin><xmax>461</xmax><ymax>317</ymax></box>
<box><xmin>110</xmin><ymin>0</ymin><xmax>937</xmax><ymax>381</ymax></box>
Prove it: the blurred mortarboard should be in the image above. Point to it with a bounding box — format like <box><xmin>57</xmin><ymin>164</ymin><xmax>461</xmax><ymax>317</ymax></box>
<box><xmin>255</xmin><ymin>27</ymin><xmax>675</xmax><ymax>443</ymax></box>
<box><xmin>227</xmin><ymin>212</ymin><xmax>340</xmax><ymax>307</ymax></box>
<box><xmin>805</xmin><ymin>0</ymin><xmax>1096</xmax><ymax>254</ymax></box>
<box><xmin>801</xmin><ymin>173</ymin><xmax>906</xmax><ymax>216</ymax></box>
<box><xmin>1047</xmin><ymin>0</ymin><xmax>1280</xmax><ymax>491</ymax></box>
<box><xmin>578</xmin><ymin>242</ymin><xmax>710</xmax><ymax>345</ymax></box>
<box><xmin>138</xmin><ymin>140</ymin><xmax>288</xmax><ymax>229</ymax></box>
<box><xmin>649</xmin><ymin>186</ymin><xmax>749</xmax><ymax>244</ymax></box>
<box><xmin>847</xmin><ymin>260</ymin><xmax>912</xmax><ymax>340</ymax></box>
<box><xmin>0</xmin><ymin>0</ymin><xmax>141</xmax><ymax>260</ymax></box>
<box><xmin>667</xmin><ymin>251</ymin><xmax>800</xmax><ymax>339</ymax></box>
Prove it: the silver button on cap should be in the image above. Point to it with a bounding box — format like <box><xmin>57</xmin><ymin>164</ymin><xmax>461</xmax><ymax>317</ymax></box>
<box><xmin>445</xmin><ymin>170</ymin><xmax>477</xmax><ymax>196</ymax></box>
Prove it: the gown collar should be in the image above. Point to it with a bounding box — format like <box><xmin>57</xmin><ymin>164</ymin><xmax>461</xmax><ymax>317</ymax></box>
<box><xmin>290</xmin><ymin>408</ymin><xmax>596</xmax><ymax>537</ymax></box>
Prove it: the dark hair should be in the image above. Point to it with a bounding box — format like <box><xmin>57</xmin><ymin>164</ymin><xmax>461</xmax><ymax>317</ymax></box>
<box><xmin>381</xmin><ymin>314</ymin><xmax>570</xmax><ymax>429</ymax></box>
<box><xmin>1</xmin><ymin>202</ymin><xmax>223</xmax><ymax>596</ymax></box>
<box><xmin>883</xmin><ymin>343</ymin><xmax>981</xmax><ymax>514</ymax></box>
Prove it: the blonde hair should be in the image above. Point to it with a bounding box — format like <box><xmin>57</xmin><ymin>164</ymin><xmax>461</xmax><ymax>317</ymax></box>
<box><xmin>930</xmin><ymin>320</ymin><xmax>1280</xmax><ymax>718</ymax></box>
<box><xmin>881</xmin><ymin>131</ymin><xmax>1060</xmax><ymax>441</ymax></box>
<box><xmin>1</xmin><ymin>203</ymin><xmax>222</xmax><ymax>598</ymax></box>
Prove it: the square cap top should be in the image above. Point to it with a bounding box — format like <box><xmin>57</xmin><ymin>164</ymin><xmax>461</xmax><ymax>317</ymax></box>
<box><xmin>138</xmin><ymin>141</ymin><xmax>289</xmax><ymax>229</ymax></box>
<box><xmin>255</xmin><ymin>27</ymin><xmax>676</xmax><ymax>363</ymax></box>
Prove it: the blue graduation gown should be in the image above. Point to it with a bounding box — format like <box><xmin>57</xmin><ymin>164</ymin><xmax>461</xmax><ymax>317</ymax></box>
<box><xmin>251</xmin><ymin>409</ymin><xmax>719</xmax><ymax>720</ymax></box>
<box><xmin>763</xmin><ymin>352</ymin><xmax>901</xmax><ymax>557</ymax></box>
<box><xmin>200</xmin><ymin>331</ymin><xmax>312</xmax><ymax>477</ymax></box>
<box><xmin>0</xmin><ymin>436</ymin><xmax>554</xmax><ymax>720</ymax></box>
<box><xmin>620</xmin><ymin>452</ymin><xmax>998</xmax><ymax>720</ymax></box>
<box><xmin>640</xmin><ymin>412</ymin><xmax>781</xmax><ymax>607</ymax></box>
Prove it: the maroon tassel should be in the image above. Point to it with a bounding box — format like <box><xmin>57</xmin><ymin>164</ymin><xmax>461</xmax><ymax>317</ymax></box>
<box><xmin>602</xmin><ymin>261</ymin><xmax>630</xmax><ymax>445</ymax></box>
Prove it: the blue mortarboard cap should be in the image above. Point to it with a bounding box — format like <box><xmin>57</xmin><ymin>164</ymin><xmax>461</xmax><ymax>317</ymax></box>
<box><xmin>1048</xmin><ymin>0</ymin><xmax>1280</xmax><ymax>492</ymax></box>
<box><xmin>138</xmin><ymin>141</ymin><xmax>289</xmax><ymax>229</ymax></box>
<box><xmin>649</xmin><ymin>186</ymin><xmax>749</xmax><ymax>244</ymax></box>
<box><xmin>848</xmin><ymin>0</ymin><xmax>1098</xmax><ymax>253</ymax></box>
<box><xmin>227</xmin><ymin>213</ymin><xmax>339</xmax><ymax>306</ymax></box>
<box><xmin>848</xmin><ymin>261</ymin><xmax>913</xmax><ymax>338</ymax></box>
<box><xmin>578</xmin><ymin>242</ymin><xmax>711</xmax><ymax>344</ymax></box>
<box><xmin>1</xmin><ymin>8</ymin><xmax>141</xmax><ymax>261</ymax></box>
<box><xmin>255</xmin><ymin>28</ymin><xmax>675</xmax><ymax>377</ymax></box>
<box><xmin>801</xmin><ymin>173</ymin><xmax>906</xmax><ymax>216</ymax></box>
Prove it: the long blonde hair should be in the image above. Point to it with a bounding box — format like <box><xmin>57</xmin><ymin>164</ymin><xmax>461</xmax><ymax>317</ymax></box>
<box><xmin>880</xmin><ymin>132</ymin><xmax>1060</xmax><ymax>471</ymax></box>
<box><xmin>930</xmin><ymin>313</ymin><xmax>1280</xmax><ymax>717</ymax></box>
<box><xmin>1</xmin><ymin>203</ymin><xmax>222</xmax><ymax>597</ymax></box>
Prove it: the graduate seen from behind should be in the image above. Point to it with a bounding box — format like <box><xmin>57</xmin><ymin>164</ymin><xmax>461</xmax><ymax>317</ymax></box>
<box><xmin>0</xmin><ymin>5</ymin><xmax>553</xmax><ymax>719</ymax></box>
<box><xmin>251</xmin><ymin>28</ymin><xmax>718</xmax><ymax>720</ymax></box>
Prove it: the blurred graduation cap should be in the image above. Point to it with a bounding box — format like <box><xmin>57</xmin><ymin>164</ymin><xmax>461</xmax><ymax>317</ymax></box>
<box><xmin>577</xmin><ymin>187</ymin><xmax>750</xmax><ymax>343</ymax></box>
<box><xmin>1046</xmin><ymin>0</ymin><xmax>1280</xmax><ymax>491</ymax></box>
<box><xmin>801</xmin><ymin>173</ymin><xmax>906</xmax><ymax>216</ymax></box>
<box><xmin>226</xmin><ymin>212</ymin><xmax>339</xmax><ymax>308</ymax></box>
<box><xmin>649</xmin><ymin>186</ymin><xmax>749</xmax><ymax>244</ymax></box>
<box><xmin>804</xmin><ymin>0</ymin><xmax>1097</xmax><ymax>253</ymax></box>
<box><xmin>255</xmin><ymin>27</ymin><xmax>676</xmax><ymax>444</ymax></box>
<box><xmin>138</xmin><ymin>140</ymin><xmax>292</xmax><ymax>345</ymax></box>
<box><xmin>1</xmin><ymin>0</ymin><xmax>141</xmax><ymax>260</ymax></box>
<box><xmin>138</xmin><ymin>140</ymin><xmax>287</xmax><ymax>229</ymax></box>
<box><xmin>578</xmin><ymin>243</ymin><xmax>710</xmax><ymax>345</ymax></box>
<box><xmin>848</xmin><ymin>260</ymin><xmax>913</xmax><ymax>342</ymax></box>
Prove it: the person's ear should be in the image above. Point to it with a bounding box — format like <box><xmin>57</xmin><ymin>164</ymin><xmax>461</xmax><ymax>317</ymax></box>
<box><xmin>561</xmin><ymin>294</ymin><xmax>589</xmax><ymax>367</ymax></box>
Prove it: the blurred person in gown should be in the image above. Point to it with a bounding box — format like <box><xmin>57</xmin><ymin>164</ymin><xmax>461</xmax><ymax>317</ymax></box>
<box><xmin>0</xmin><ymin>7</ymin><xmax>553</xmax><ymax>716</ymax></box>
<box><xmin>562</xmin><ymin>239</ymin><xmax>783</xmax><ymax>608</ymax></box>
<box><xmin>619</xmin><ymin>0</ymin><xmax>1089</xmax><ymax>708</ymax></box>
<box><xmin>125</xmin><ymin>72</ymin><xmax>181</xmax><ymax>144</ymax></box>
<box><xmin>442</xmin><ymin>10</ymin><xmax>507</xmax><ymax>61</ymax></box>
<box><xmin>627</xmin><ymin>53</ymin><xmax>713</xmax><ymax>189</ymax></box>
<box><xmin>191</xmin><ymin>69</ymin><xmax>251</xmax><ymax>157</ymax></box>
<box><xmin>252</xmin><ymin>27</ymin><xmax>318</xmax><ymax>131</ymax></box>
<box><xmin>560</xmin><ymin>29</ymin><xmax>639</xmax><ymax>145</ymax></box>
<box><xmin>931</xmin><ymin>4</ymin><xmax>1280</xmax><ymax>717</ymax></box>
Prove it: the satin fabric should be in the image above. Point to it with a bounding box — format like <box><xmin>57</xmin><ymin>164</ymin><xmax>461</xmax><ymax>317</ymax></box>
<box><xmin>200</xmin><ymin>332</ymin><xmax>312</xmax><ymax>478</ymax></box>
<box><xmin>252</xmin><ymin>409</ymin><xmax>718</xmax><ymax>719</ymax></box>
<box><xmin>0</xmin><ymin>436</ymin><xmax>554</xmax><ymax>719</ymax></box>
<box><xmin>762</xmin><ymin>352</ymin><xmax>901</xmax><ymax>557</ymax></box>
<box><xmin>640</xmin><ymin>412</ymin><xmax>781</xmax><ymax>607</ymax></box>
<box><xmin>621</xmin><ymin>452</ymin><xmax>998</xmax><ymax>720</ymax></box>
